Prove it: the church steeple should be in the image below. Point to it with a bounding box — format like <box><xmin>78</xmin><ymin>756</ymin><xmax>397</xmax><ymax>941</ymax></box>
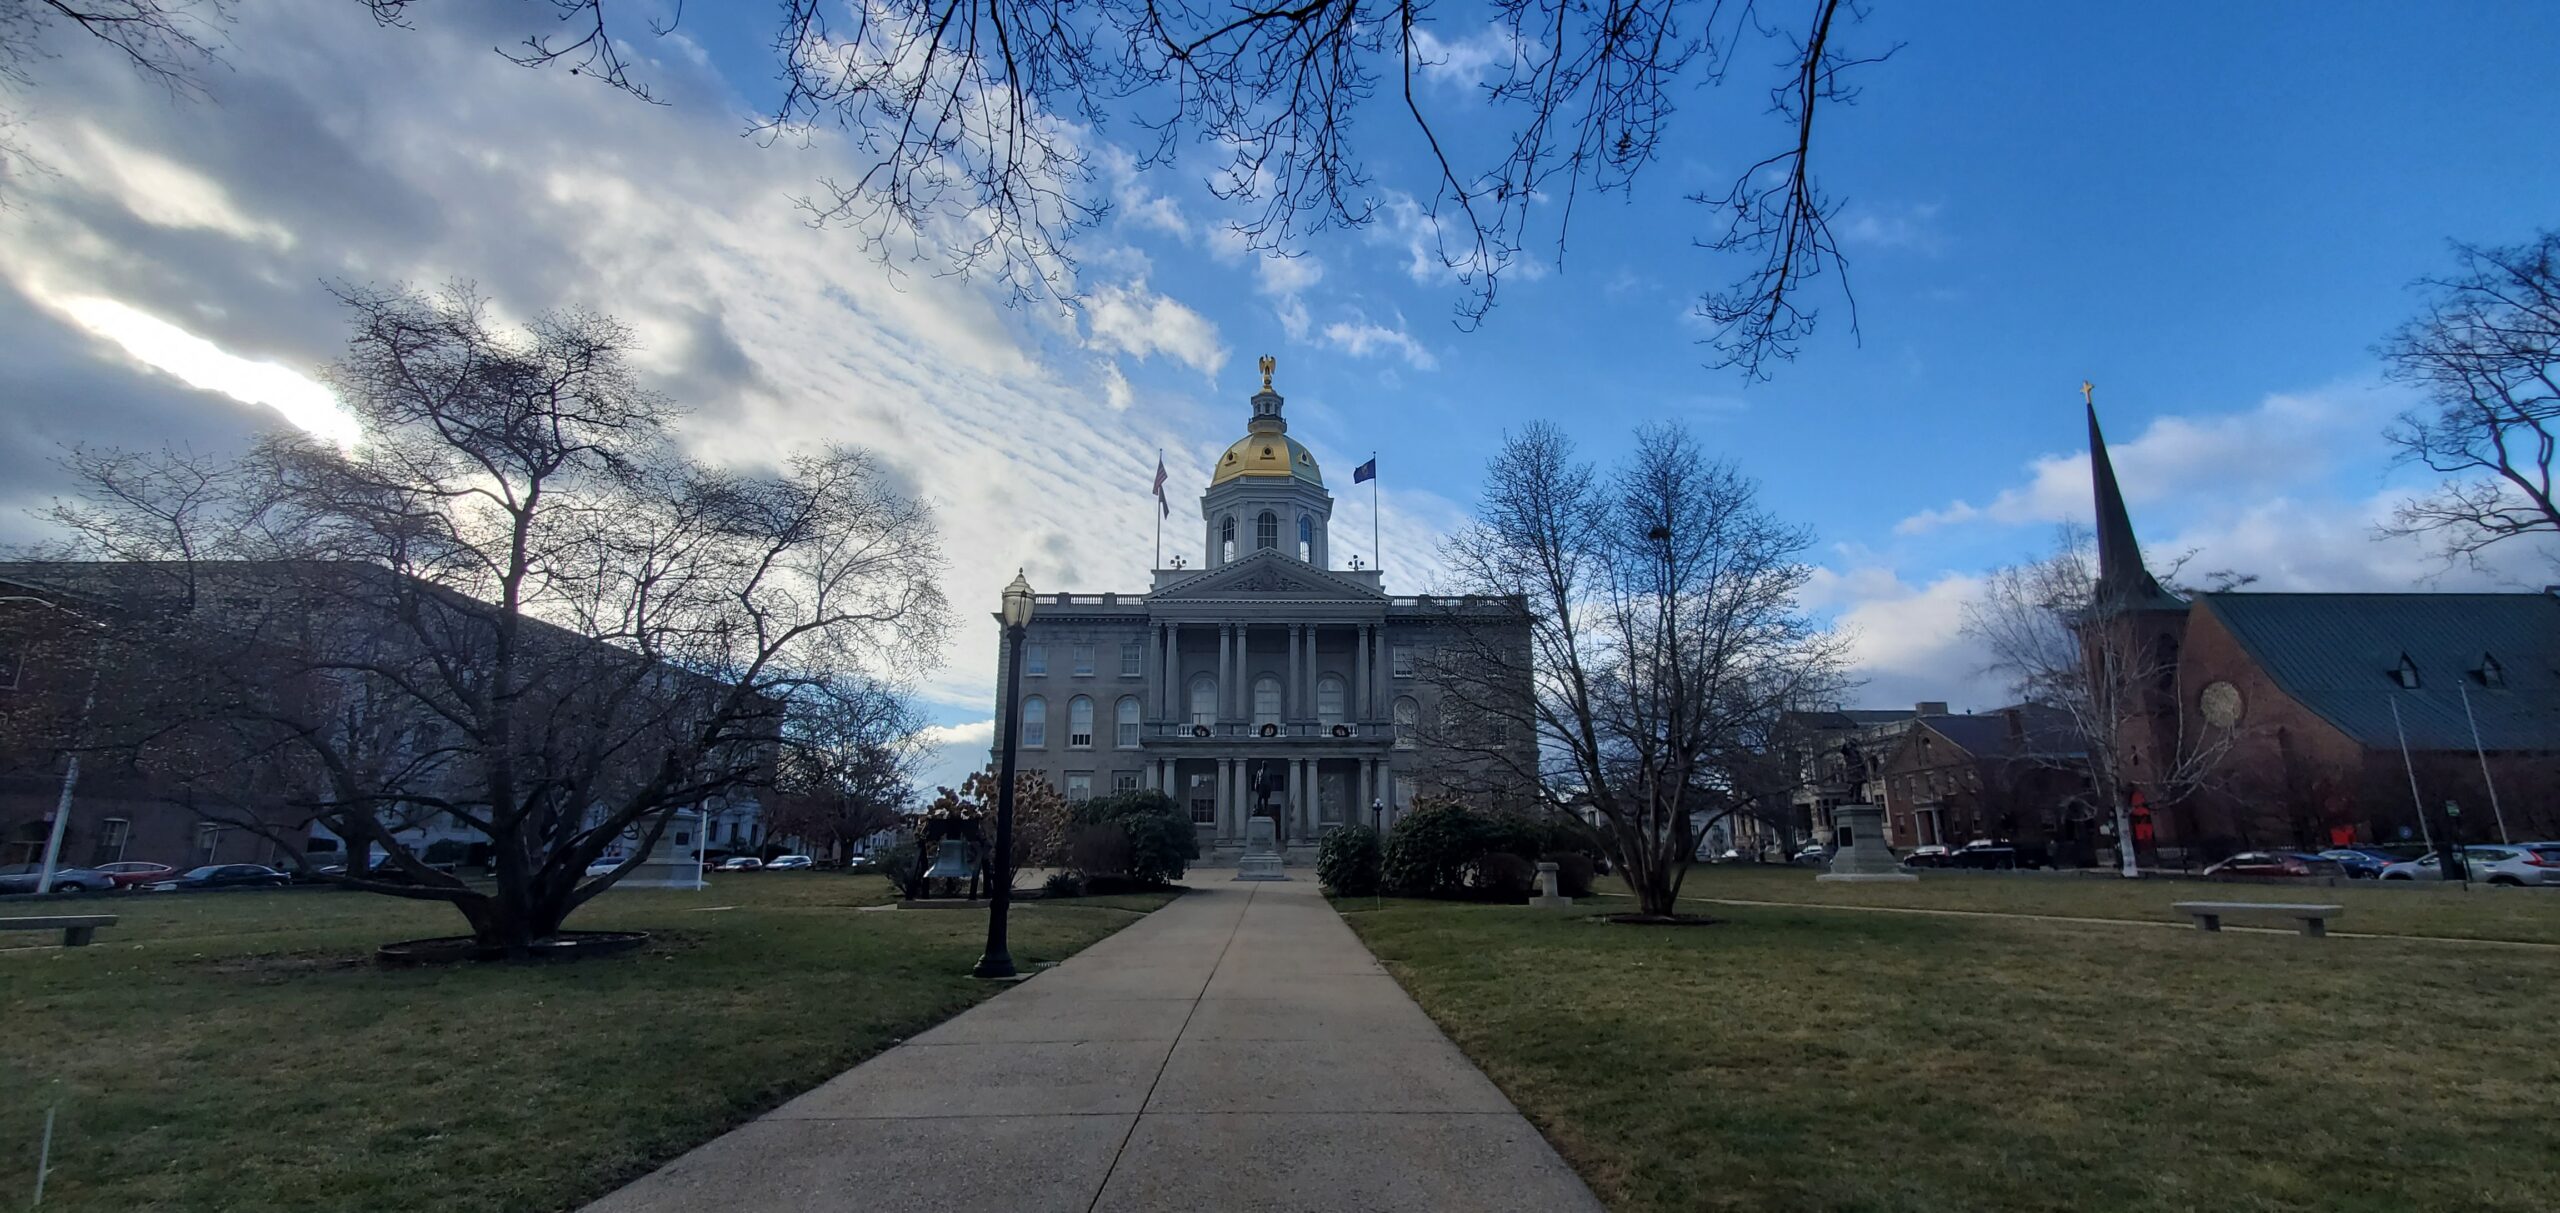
<box><xmin>2085</xmin><ymin>386</ymin><xmax>2183</xmax><ymax>616</ymax></box>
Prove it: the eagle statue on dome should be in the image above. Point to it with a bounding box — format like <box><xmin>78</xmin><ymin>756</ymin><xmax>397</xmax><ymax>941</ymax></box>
<box><xmin>1258</xmin><ymin>354</ymin><xmax>1275</xmax><ymax>392</ymax></box>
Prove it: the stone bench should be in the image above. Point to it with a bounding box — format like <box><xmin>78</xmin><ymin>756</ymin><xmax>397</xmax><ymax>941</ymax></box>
<box><xmin>2172</xmin><ymin>901</ymin><xmax>2343</xmax><ymax>937</ymax></box>
<box><xmin>1</xmin><ymin>914</ymin><xmax>118</xmax><ymax>947</ymax></box>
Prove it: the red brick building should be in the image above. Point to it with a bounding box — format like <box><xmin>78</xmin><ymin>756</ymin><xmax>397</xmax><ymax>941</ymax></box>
<box><xmin>2084</xmin><ymin>405</ymin><xmax>2560</xmax><ymax>861</ymax></box>
<box><xmin>1875</xmin><ymin>704</ymin><xmax>2099</xmax><ymax>861</ymax></box>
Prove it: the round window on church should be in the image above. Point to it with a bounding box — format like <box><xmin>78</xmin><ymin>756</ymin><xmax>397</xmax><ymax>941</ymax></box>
<box><xmin>2199</xmin><ymin>681</ymin><xmax>2243</xmax><ymax>728</ymax></box>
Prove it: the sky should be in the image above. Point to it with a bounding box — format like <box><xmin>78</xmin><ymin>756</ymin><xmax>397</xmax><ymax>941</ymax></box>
<box><xmin>2</xmin><ymin>1</ymin><xmax>2556</xmax><ymax>794</ymax></box>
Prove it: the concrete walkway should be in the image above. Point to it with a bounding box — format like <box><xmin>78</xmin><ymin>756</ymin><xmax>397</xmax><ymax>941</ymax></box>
<box><xmin>586</xmin><ymin>875</ymin><xmax>1602</xmax><ymax>1213</ymax></box>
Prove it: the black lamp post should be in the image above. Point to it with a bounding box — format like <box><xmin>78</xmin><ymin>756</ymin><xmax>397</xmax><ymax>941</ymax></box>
<box><xmin>975</xmin><ymin>571</ymin><xmax>1037</xmax><ymax>979</ymax></box>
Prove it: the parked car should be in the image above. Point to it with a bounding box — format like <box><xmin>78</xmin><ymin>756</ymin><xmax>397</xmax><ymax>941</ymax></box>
<box><xmin>93</xmin><ymin>860</ymin><xmax>177</xmax><ymax>889</ymax></box>
<box><xmin>2203</xmin><ymin>851</ymin><xmax>2346</xmax><ymax>880</ymax></box>
<box><xmin>1792</xmin><ymin>843</ymin><xmax>1829</xmax><ymax>865</ymax></box>
<box><xmin>1947</xmin><ymin>839</ymin><xmax>2051</xmax><ymax>870</ymax></box>
<box><xmin>584</xmin><ymin>856</ymin><xmax>627</xmax><ymax>880</ymax></box>
<box><xmin>718</xmin><ymin>856</ymin><xmax>763</xmax><ymax>872</ymax></box>
<box><xmin>765</xmin><ymin>854</ymin><xmax>814</xmax><ymax>871</ymax></box>
<box><xmin>0</xmin><ymin>863</ymin><xmax>117</xmax><ymax>894</ymax></box>
<box><xmin>1901</xmin><ymin>844</ymin><xmax>1952</xmax><ymax>868</ymax></box>
<box><xmin>2316</xmin><ymin>848</ymin><xmax>2396</xmax><ymax>879</ymax></box>
<box><xmin>146</xmin><ymin>864</ymin><xmax>291</xmax><ymax>891</ymax></box>
<box><xmin>2461</xmin><ymin>843</ymin><xmax>2560</xmax><ymax>888</ymax></box>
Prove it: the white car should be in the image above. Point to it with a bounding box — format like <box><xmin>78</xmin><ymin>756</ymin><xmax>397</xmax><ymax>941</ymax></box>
<box><xmin>718</xmin><ymin>856</ymin><xmax>762</xmax><ymax>871</ymax></box>
<box><xmin>583</xmin><ymin>856</ymin><xmax>626</xmax><ymax>880</ymax></box>
<box><xmin>765</xmin><ymin>854</ymin><xmax>814</xmax><ymax>871</ymax></box>
<box><xmin>2380</xmin><ymin>844</ymin><xmax>2560</xmax><ymax>886</ymax></box>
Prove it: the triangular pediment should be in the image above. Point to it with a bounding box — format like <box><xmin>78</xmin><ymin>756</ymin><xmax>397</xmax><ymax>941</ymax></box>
<box><xmin>1152</xmin><ymin>549</ymin><xmax>1382</xmax><ymax>602</ymax></box>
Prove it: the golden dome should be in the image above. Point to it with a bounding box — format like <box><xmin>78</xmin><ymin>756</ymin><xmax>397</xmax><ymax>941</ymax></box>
<box><xmin>1210</xmin><ymin>433</ymin><xmax>1324</xmax><ymax>486</ymax></box>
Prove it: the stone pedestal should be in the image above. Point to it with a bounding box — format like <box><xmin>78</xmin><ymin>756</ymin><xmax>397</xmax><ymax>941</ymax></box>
<box><xmin>1818</xmin><ymin>804</ymin><xmax>1916</xmax><ymax>883</ymax></box>
<box><xmin>1532</xmin><ymin>860</ymin><xmax>1572</xmax><ymax>908</ymax></box>
<box><xmin>1234</xmin><ymin>815</ymin><xmax>1288</xmax><ymax>881</ymax></box>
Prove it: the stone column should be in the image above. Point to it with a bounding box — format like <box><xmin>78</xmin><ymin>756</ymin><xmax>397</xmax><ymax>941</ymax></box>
<box><xmin>1217</xmin><ymin>624</ymin><xmax>1233</xmax><ymax>725</ymax></box>
<box><xmin>1375</xmin><ymin>624</ymin><xmax>1392</xmax><ymax>714</ymax></box>
<box><xmin>1159</xmin><ymin>622</ymin><xmax>1177</xmax><ymax>720</ymax></box>
<box><xmin>1286</xmin><ymin>624</ymin><xmax>1302</xmax><ymax>723</ymax></box>
<box><xmin>1215</xmin><ymin>757</ymin><xmax>1234</xmax><ymax>842</ymax></box>
<box><xmin>1235</xmin><ymin>625</ymin><xmax>1252</xmax><ymax>720</ymax></box>
<box><xmin>1355</xmin><ymin>623</ymin><xmax>1372</xmax><ymax>720</ymax></box>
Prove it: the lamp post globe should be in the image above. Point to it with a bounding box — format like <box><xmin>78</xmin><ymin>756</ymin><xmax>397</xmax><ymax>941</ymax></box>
<box><xmin>976</xmin><ymin>571</ymin><xmax>1037</xmax><ymax>979</ymax></box>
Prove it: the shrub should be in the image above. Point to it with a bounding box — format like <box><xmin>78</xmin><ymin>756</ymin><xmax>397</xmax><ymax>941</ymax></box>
<box><xmin>1316</xmin><ymin>825</ymin><xmax>1383</xmax><ymax>896</ymax></box>
<box><xmin>1383</xmin><ymin>802</ymin><xmax>1491</xmax><ymax>898</ymax></box>
<box><xmin>1068</xmin><ymin>823</ymin><xmax>1133</xmax><ymax>879</ymax></box>
<box><xmin>875</xmin><ymin>844</ymin><xmax>922</xmax><ymax>899</ymax></box>
<box><xmin>1470</xmin><ymin>852</ymin><xmax>1536</xmax><ymax>902</ymax></box>
<box><xmin>1551</xmin><ymin>851</ymin><xmax>1597</xmax><ymax>898</ymax></box>
<box><xmin>1041</xmin><ymin>870</ymin><xmax>1087</xmax><ymax>899</ymax></box>
<box><xmin>421</xmin><ymin>839</ymin><xmax>469</xmax><ymax>866</ymax></box>
<box><xmin>1070</xmin><ymin>791</ymin><xmax>1199</xmax><ymax>886</ymax></box>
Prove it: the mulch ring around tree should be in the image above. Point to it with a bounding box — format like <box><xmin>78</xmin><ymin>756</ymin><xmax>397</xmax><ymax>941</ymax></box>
<box><xmin>376</xmin><ymin>930</ymin><xmax>651</xmax><ymax>965</ymax></box>
<box><xmin>1598</xmin><ymin>913</ymin><xmax>1722</xmax><ymax>927</ymax></box>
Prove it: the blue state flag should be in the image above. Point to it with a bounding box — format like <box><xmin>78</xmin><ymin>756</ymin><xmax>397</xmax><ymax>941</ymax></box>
<box><xmin>1353</xmin><ymin>458</ymin><xmax>1377</xmax><ymax>484</ymax></box>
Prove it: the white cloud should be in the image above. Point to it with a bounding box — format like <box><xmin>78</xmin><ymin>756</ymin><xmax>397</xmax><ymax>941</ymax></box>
<box><xmin>1321</xmin><ymin>315</ymin><xmax>1437</xmax><ymax>370</ymax></box>
<box><xmin>1895</xmin><ymin>385</ymin><xmax>2402</xmax><ymax>536</ymax></box>
<box><xmin>1085</xmin><ymin>278</ymin><xmax>1228</xmax><ymax>377</ymax></box>
<box><xmin>37</xmin><ymin>291</ymin><xmax>360</xmax><ymax>449</ymax></box>
<box><xmin>1838</xmin><ymin>201</ymin><xmax>1945</xmax><ymax>252</ymax></box>
<box><xmin>1804</xmin><ymin>564</ymin><xmax>2005</xmax><ymax>710</ymax></box>
<box><xmin>913</xmin><ymin>718</ymin><xmax>995</xmax><ymax>795</ymax></box>
<box><xmin>1409</xmin><ymin>23</ymin><xmax>1531</xmax><ymax>89</ymax></box>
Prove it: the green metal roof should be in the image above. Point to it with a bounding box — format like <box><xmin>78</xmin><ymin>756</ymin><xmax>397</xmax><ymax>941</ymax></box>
<box><xmin>2199</xmin><ymin>592</ymin><xmax>2560</xmax><ymax>752</ymax></box>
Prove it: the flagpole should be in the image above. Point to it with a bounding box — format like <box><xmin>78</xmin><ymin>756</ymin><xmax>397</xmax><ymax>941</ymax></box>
<box><xmin>2391</xmin><ymin>696</ymin><xmax>2438</xmax><ymax>861</ymax></box>
<box><xmin>2455</xmin><ymin>678</ymin><xmax>2510</xmax><ymax>844</ymax></box>
<box><xmin>1369</xmin><ymin>450</ymin><xmax>1381</xmax><ymax>576</ymax></box>
<box><xmin>1153</xmin><ymin>447</ymin><xmax>1164</xmax><ymax>572</ymax></box>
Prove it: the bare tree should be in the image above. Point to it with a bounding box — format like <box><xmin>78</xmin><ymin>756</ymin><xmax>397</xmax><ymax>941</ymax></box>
<box><xmin>2380</xmin><ymin>230</ymin><xmax>2560</xmax><ymax>568</ymax></box>
<box><xmin>1959</xmin><ymin>530</ymin><xmax>2235</xmax><ymax>877</ymax></box>
<box><xmin>486</xmin><ymin>0</ymin><xmax>1892</xmax><ymax>375</ymax></box>
<box><xmin>765</xmin><ymin>680</ymin><xmax>926</xmax><ymax>863</ymax></box>
<box><xmin>1432</xmin><ymin>421</ymin><xmax>1845</xmax><ymax>918</ymax></box>
<box><xmin>37</xmin><ymin>284</ymin><xmax>947</xmax><ymax>954</ymax></box>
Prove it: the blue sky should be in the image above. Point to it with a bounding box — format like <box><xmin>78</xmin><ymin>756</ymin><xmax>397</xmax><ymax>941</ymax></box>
<box><xmin>3</xmin><ymin>1</ymin><xmax>2556</xmax><ymax>791</ymax></box>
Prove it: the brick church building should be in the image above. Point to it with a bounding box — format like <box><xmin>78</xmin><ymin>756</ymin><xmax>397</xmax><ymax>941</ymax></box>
<box><xmin>2084</xmin><ymin>403</ymin><xmax>2560</xmax><ymax>861</ymax></box>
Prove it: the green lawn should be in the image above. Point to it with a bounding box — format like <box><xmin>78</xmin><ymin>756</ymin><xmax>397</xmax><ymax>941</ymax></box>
<box><xmin>0</xmin><ymin>876</ymin><xmax>1170</xmax><ymax>1212</ymax></box>
<box><xmin>1682</xmin><ymin>864</ymin><xmax>2560</xmax><ymax>944</ymax></box>
<box><xmin>1344</xmin><ymin>870</ymin><xmax>2560</xmax><ymax>1213</ymax></box>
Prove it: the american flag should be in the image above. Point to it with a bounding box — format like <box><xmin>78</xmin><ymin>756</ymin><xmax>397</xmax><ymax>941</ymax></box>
<box><xmin>1151</xmin><ymin>455</ymin><xmax>1169</xmax><ymax>516</ymax></box>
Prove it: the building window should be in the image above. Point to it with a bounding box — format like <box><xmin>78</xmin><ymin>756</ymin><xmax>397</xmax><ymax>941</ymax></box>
<box><xmin>1072</xmin><ymin>644</ymin><xmax>1095</xmax><ymax>676</ymax></box>
<box><xmin>1189</xmin><ymin>773</ymin><xmax>1217</xmax><ymax>823</ymax></box>
<box><xmin>1317</xmin><ymin>676</ymin><xmax>1345</xmax><ymax>726</ymax></box>
<box><xmin>2393</xmin><ymin>654</ymin><xmax>2421</xmax><ymax>689</ymax></box>
<box><xmin>1121</xmin><ymin>642</ymin><xmax>1144</xmax><ymax>677</ymax></box>
<box><xmin>1392</xmin><ymin>645</ymin><xmax>1415</xmax><ymax>678</ymax></box>
<box><xmin>1220</xmin><ymin>516</ymin><xmax>1237</xmax><ymax>563</ymax></box>
<box><xmin>1190</xmin><ymin>675</ymin><xmax>1218</xmax><ymax>726</ymax></box>
<box><xmin>1257</xmin><ymin>511</ymin><xmax>1279</xmax><ymax>550</ymax></box>
<box><xmin>1068</xmin><ymin>695</ymin><xmax>1095</xmax><ymax>748</ymax></box>
<box><xmin>1253</xmin><ymin>675</ymin><xmax>1282</xmax><ymax>727</ymax></box>
<box><xmin>1066</xmin><ymin>772</ymin><xmax>1093</xmax><ymax>802</ymax></box>
<box><xmin>194</xmin><ymin>823</ymin><xmax>228</xmax><ymax>864</ymax></box>
<box><xmin>93</xmin><ymin>817</ymin><xmax>131</xmax><ymax>866</ymax></box>
<box><xmin>1113</xmin><ymin>770</ymin><xmax>1141</xmax><ymax>793</ymax></box>
<box><xmin>1393</xmin><ymin>773</ymin><xmax>1415</xmax><ymax>811</ymax></box>
<box><xmin>1298</xmin><ymin>515</ymin><xmax>1314</xmax><ymax>562</ymax></box>
<box><xmin>1394</xmin><ymin>696</ymin><xmax>1418</xmax><ymax>749</ymax></box>
<box><xmin>2478</xmin><ymin>654</ymin><xmax>2505</xmax><ymax>687</ymax></box>
<box><xmin>1021</xmin><ymin>696</ymin><xmax>1047</xmax><ymax>747</ymax></box>
<box><xmin>1024</xmin><ymin>644</ymin><xmax>1047</xmax><ymax>677</ymax></box>
<box><xmin>1116</xmin><ymin>696</ymin><xmax>1142</xmax><ymax>747</ymax></box>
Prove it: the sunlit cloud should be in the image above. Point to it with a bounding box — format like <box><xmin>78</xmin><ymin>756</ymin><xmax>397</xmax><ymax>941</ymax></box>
<box><xmin>46</xmin><ymin>294</ymin><xmax>361</xmax><ymax>450</ymax></box>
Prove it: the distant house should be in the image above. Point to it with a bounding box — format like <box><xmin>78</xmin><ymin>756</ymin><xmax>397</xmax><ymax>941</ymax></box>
<box><xmin>1782</xmin><ymin>704</ymin><xmax>1935</xmax><ymax>840</ymax></box>
<box><xmin>1876</xmin><ymin>704</ymin><xmax>2097</xmax><ymax>859</ymax></box>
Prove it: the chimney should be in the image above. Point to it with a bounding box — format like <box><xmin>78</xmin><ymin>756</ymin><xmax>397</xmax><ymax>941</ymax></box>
<box><xmin>1915</xmin><ymin>701</ymin><xmax>1949</xmax><ymax>716</ymax></box>
<box><xmin>2003</xmin><ymin>708</ymin><xmax>2024</xmax><ymax>740</ymax></box>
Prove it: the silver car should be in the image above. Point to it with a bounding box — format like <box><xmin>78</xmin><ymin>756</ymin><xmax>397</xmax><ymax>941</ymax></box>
<box><xmin>2379</xmin><ymin>844</ymin><xmax>2560</xmax><ymax>886</ymax></box>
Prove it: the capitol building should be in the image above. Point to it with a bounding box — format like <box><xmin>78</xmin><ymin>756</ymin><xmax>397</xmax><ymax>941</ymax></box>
<box><xmin>990</xmin><ymin>364</ymin><xmax>1532</xmax><ymax>863</ymax></box>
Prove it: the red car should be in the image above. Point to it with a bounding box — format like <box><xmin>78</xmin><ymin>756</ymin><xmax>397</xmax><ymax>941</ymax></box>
<box><xmin>93</xmin><ymin>861</ymin><xmax>177</xmax><ymax>889</ymax></box>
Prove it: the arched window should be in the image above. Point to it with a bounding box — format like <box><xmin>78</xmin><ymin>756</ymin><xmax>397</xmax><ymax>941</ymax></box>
<box><xmin>1115</xmin><ymin>696</ymin><xmax>1142</xmax><ymax>748</ymax></box>
<box><xmin>1393</xmin><ymin>696</ymin><xmax>1419</xmax><ymax>749</ymax></box>
<box><xmin>1256</xmin><ymin>511</ymin><xmax>1279</xmax><ymax>550</ymax></box>
<box><xmin>1189</xmin><ymin>674</ymin><xmax>1218</xmax><ymax>726</ymax></box>
<box><xmin>1067</xmin><ymin>695</ymin><xmax>1094</xmax><ymax>748</ymax></box>
<box><xmin>1317</xmin><ymin>675</ymin><xmax>1346</xmax><ymax>726</ymax></box>
<box><xmin>1021</xmin><ymin>695</ymin><xmax>1047</xmax><ymax>748</ymax></box>
<box><xmin>1220</xmin><ymin>516</ymin><xmax>1237</xmax><ymax>563</ymax></box>
<box><xmin>1253</xmin><ymin>675</ymin><xmax>1282</xmax><ymax>726</ymax></box>
<box><xmin>1297</xmin><ymin>515</ymin><xmax>1315</xmax><ymax>562</ymax></box>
